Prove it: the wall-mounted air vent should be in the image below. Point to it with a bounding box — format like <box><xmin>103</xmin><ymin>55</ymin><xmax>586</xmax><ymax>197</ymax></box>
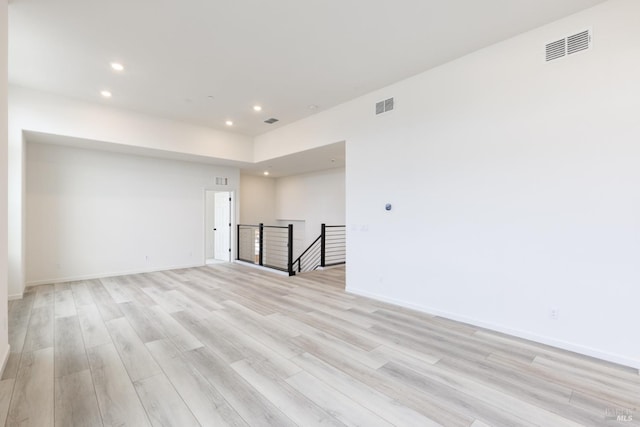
<box><xmin>264</xmin><ymin>118</ymin><xmax>279</xmax><ymax>124</ymax></box>
<box><xmin>546</xmin><ymin>29</ymin><xmax>592</xmax><ymax>62</ymax></box>
<box><xmin>215</xmin><ymin>177</ymin><xmax>228</xmax><ymax>185</ymax></box>
<box><xmin>545</xmin><ymin>39</ymin><xmax>566</xmax><ymax>62</ymax></box>
<box><xmin>567</xmin><ymin>30</ymin><xmax>590</xmax><ymax>55</ymax></box>
<box><xmin>376</xmin><ymin>97</ymin><xmax>394</xmax><ymax>115</ymax></box>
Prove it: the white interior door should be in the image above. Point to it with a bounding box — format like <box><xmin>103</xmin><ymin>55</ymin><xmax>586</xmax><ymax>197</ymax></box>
<box><xmin>214</xmin><ymin>192</ymin><xmax>231</xmax><ymax>261</ymax></box>
<box><xmin>205</xmin><ymin>191</ymin><xmax>215</xmax><ymax>260</ymax></box>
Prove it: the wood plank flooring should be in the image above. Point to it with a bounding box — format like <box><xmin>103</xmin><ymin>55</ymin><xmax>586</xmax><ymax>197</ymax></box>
<box><xmin>1</xmin><ymin>264</ymin><xmax>638</xmax><ymax>426</ymax></box>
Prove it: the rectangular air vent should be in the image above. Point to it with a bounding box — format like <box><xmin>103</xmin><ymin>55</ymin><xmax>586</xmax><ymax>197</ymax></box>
<box><xmin>546</xmin><ymin>29</ymin><xmax>592</xmax><ymax>62</ymax></box>
<box><xmin>567</xmin><ymin>30</ymin><xmax>590</xmax><ymax>55</ymax></box>
<box><xmin>264</xmin><ymin>118</ymin><xmax>279</xmax><ymax>124</ymax></box>
<box><xmin>545</xmin><ymin>38</ymin><xmax>566</xmax><ymax>62</ymax></box>
<box><xmin>384</xmin><ymin>98</ymin><xmax>394</xmax><ymax>112</ymax></box>
<box><xmin>375</xmin><ymin>97</ymin><xmax>394</xmax><ymax>115</ymax></box>
<box><xmin>215</xmin><ymin>177</ymin><xmax>228</xmax><ymax>185</ymax></box>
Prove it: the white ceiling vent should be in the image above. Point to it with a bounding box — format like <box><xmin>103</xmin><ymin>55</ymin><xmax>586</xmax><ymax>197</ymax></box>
<box><xmin>546</xmin><ymin>29</ymin><xmax>592</xmax><ymax>62</ymax></box>
<box><xmin>376</xmin><ymin>97</ymin><xmax>394</xmax><ymax>115</ymax></box>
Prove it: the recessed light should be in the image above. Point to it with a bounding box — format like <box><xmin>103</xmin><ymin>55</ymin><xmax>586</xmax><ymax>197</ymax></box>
<box><xmin>225</xmin><ymin>120</ymin><xmax>233</xmax><ymax>126</ymax></box>
<box><xmin>100</xmin><ymin>90</ymin><xmax>112</xmax><ymax>98</ymax></box>
<box><xmin>253</xmin><ymin>105</ymin><xmax>262</xmax><ymax>112</ymax></box>
<box><xmin>110</xmin><ymin>62</ymin><xmax>124</xmax><ymax>72</ymax></box>
<box><xmin>308</xmin><ymin>104</ymin><xmax>318</xmax><ymax>110</ymax></box>
<box><xmin>263</xmin><ymin>171</ymin><xmax>270</xmax><ymax>176</ymax></box>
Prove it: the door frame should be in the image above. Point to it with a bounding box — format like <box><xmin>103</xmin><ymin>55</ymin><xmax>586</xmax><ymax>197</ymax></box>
<box><xmin>203</xmin><ymin>189</ymin><xmax>235</xmax><ymax>264</ymax></box>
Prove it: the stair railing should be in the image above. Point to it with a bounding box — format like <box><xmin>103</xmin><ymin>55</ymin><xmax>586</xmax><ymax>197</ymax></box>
<box><xmin>322</xmin><ymin>224</ymin><xmax>346</xmax><ymax>267</ymax></box>
<box><xmin>237</xmin><ymin>223</ymin><xmax>345</xmax><ymax>276</ymax></box>
<box><xmin>237</xmin><ymin>223</ymin><xmax>295</xmax><ymax>275</ymax></box>
<box><xmin>291</xmin><ymin>235</ymin><xmax>322</xmax><ymax>273</ymax></box>
<box><xmin>292</xmin><ymin>224</ymin><xmax>346</xmax><ymax>273</ymax></box>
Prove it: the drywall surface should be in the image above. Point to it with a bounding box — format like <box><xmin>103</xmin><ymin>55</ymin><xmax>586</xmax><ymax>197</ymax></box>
<box><xmin>239</xmin><ymin>174</ymin><xmax>277</xmax><ymax>225</ymax></box>
<box><xmin>25</xmin><ymin>142</ymin><xmax>239</xmax><ymax>285</ymax></box>
<box><xmin>275</xmin><ymin>168</ymin><xmax>345</xmax><ymax>254</ymax></box>
<box><xmin>239</xmin><ymin>170</ymin><xmax>345</xmax><ymax>260</ymax></box>
<box><xmin>10</xmin><ymin>86</ymin><xmax>254</xmax><ymax>162</ymax></box>
<box><xmin>0</xmin><ymin>0</ymin><xmax>10</xmax><ymax>369</ymax></box>
<box><xmin>9</xmin><ymin>86</ymin><xmax>252</xmax><ymax>296</ymax></box>
<box><xmin>254</xmin><ymin>0</ymin><xmax>640</xmax><ymax>368</ymax></box>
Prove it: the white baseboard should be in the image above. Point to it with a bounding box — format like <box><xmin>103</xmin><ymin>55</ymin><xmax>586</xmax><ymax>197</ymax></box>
<box><xmin>347</xmin><ymin>287</ymin><xmax>640</xmax><ymax>371</ymax></box>
<box><xmin>0</xmin><ymin>345</ymin><xmax>10</xmax><ymax>378</ymax></box>
<box><xmin>25</xmin><ymin>262</ymin><xmax>205</xmax><ymax>287</ymax></box>
<box><xmin>8</xmin><ymin>293</ymin><xmax>23</xmax><ymax>301</ymax></box>
<box><xmin>316</xmin><ymin>263</ymin><xmax>346</xmax><ymax>271</ymax></box>
<box><xmin>233</xmin><ymin>260</ymin><xmax>290</xmax><ymax>276</ymax></box>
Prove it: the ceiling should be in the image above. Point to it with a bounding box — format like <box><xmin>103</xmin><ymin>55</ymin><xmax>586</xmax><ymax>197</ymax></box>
<box><xmin>9</xmin><ymin>0</ymin><xmax>606</xmax><ymax>175</ymax></box>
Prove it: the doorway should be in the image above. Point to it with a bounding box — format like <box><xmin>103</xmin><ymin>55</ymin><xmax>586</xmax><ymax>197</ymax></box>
<box><xmin>205</xmin><ymin>190</ymin><xmax>232</xmax><ymax>264</ymax></box>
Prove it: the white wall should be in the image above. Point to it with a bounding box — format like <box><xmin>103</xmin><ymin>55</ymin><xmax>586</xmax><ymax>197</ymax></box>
<box><xmin>10</xmin><ymin>86</ymin><xmax>254</xmax><ymax>162</ymax></box>
<box><xmin>25</xmin><ymin>142</ymin><xmax>239</xmax><ymax>285</ymax></box>
<box><xmin>254</xmin><ymin>0</ymin><xmax>640</xmax><ymax>369</ymax></box>
<box><xmin>1</xmin><ymin>0</ymin><xmax>10</xmax><ymax>370</ymax></box>
<box><xmin>9</xmin><ymin>86</ymin><xmax>252</xmax><ymax>297</ymax></box>
<box><xmin>275</xmin><ymin>168</ymin><xmax>345</xmax><ymax>255</ymax></box>
<box><xmin>239</xmin><ymin>170</ymin><xmax>345</xmax><ymax>259</ymax></box>
<box><xmin>239</xmin><ymin>174</ymin><xmax>276</xmax><ymax>225</ymax></box>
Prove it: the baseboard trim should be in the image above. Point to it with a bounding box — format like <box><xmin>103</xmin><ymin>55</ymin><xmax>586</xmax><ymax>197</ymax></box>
<box><xmin>233</xmin><ymin>260</ymin><xmax>290</xmax><ymax>276</ymax></box>
<box><xmin>0</xmin><ymin>345</ymin><xmax>10</xmax><ymax>379</ymax></box>
<box><xmin>8</xmin><ymin>293</ymin><xmax>23</xmax><ymax>301</ymax></box>
<box><xmin>347</xmin><ymin>287</ymin><xmax>640</xmax><ymax>371</ymax></box>
<box><xmin>316</xmin><ymin>264</ymin><xmax>346</xmax><ymax>271</ymax></box>
<box><xmin>25</xmin><ymin>263</ymin><xmax>205</xmax><ymax>287</ymax></box>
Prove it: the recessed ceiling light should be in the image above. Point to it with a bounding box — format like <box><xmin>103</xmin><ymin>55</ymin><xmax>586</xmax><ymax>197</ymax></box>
<box><xmin>110</xmin><ymin>62</ymin><xmax>124</xmax><ymax>72</ymax></box>
<box><xmin>100</xmin><ymin>90</ymin><xmax>112</xmax><ymax>98</ymax></box>
<box><xmin>263</xmin><ymin>171</ymin><xmax>270</xmax><ymax>176</ymax></box>
<box><xmin>225</xmin><ymin>120</ymin><xmax>233</xmax><ymax>126</ymax></box>
<box><xmin>253</xmin><ymin>105</ymin><xmax>262</xmax><ymax>112</ymax></box>
<box><xmin>308</xmin><ymin>104</ymin><xmax>318</xmax><ymax>110</ymax></box>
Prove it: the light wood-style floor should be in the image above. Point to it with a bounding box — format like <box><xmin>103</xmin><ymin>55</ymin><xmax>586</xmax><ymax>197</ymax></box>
<box><xmin>1</xmin><ymin>264</ymin><xmax>638</xmax><ymax>426</ymax></box>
